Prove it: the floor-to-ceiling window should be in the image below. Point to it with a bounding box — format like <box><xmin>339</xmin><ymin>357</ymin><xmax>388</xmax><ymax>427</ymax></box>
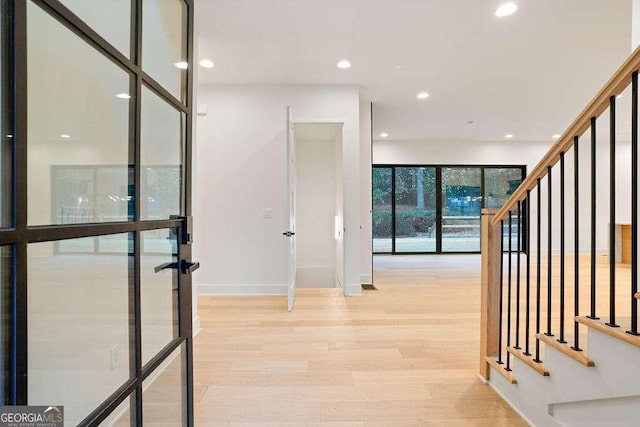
<box><xmin>1</xmin><ymin>0</ymin><xmax>196</xmax><ymax>425</ymax></box>
<box><xmin>373</xmin><ymin>165</ymin><xmax>525</xmax><ymax>254</ymax></box>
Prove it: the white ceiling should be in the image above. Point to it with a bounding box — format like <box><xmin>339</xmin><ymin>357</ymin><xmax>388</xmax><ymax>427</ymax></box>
<box><xmin>195</xmin><ymin>0</ymin><xmax>632</xmax><ymax>142</ymax></box>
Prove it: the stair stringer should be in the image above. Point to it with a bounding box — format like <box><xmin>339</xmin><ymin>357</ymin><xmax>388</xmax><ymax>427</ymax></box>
<box><xmin>488</xmin><ymin>328</ymin><xmax>640</xmax><ymax>426</ymax></box>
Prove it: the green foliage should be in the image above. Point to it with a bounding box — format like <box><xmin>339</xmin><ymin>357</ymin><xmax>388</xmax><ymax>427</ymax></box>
<box><xmin>372</xmin><ymin>188</ymin><xmax>388</xmax><ymax>205</ymax></box>
<box><xmin>373</xmin><ymin>209</ymin><xmax>436</xmax><ymax>238</ymax></box>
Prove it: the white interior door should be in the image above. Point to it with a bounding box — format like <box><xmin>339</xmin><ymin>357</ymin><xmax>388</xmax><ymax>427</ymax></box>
<box><xmin>285</xmin><ymin>106</ymin><xmax>296</xmax><ymax>311</ymax></box>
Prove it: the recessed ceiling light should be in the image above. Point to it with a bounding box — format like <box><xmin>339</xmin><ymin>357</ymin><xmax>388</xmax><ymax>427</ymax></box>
<box><xmin>115</xmin><ymin>93</ymin><xmax>131</xmax><ymax>99</ymax></box>
<box><xmin>552</xmin><ymin>134</ymin><xmax>561</xmax><ymax>139</ymax></box>
<box><xmin>496</xmin><ymin>2</ymin><xmax>518</xmax><ymax>18</ymax></box>
<box><xmin>505</xmin><ymin>134</ymin><xmax>514</xmax><ymax>139</ymax></box>
<box><xmin>6</xmin><ymin>134</ymin><xmax>12</xmax><ymax>138</ymax></box>
<box><xmin>174</xmin><ymin>61</ymin><xmax>188</xmax><ymax>70</ymax></box>
<box><xmin>380</xmin><ymin>133</ymin><xmax>389</xmax><ymax>138</ymax></box>
<box><xmin>336</xmin><ymin>60</ymin><xmax>351</xmax><ymax>69</ymax></box>
<box><xmin>60</xmin><ymin>134</ymin><xmax>71</xmax><ymax>139</ymax></box>
<box><xmin>416</xmin><ymin>92</ymin><xmax>430</xmax><ymax>99</ymax></box>
<box><xmin>199</xmin><ymin>59</ymin><xmax>214</xmax><ymax>69</ymax></box>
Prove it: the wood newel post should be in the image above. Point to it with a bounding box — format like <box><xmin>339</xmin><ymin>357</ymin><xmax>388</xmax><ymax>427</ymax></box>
<box><xmin>480</xmin><ymin>208</ymin><xmax>501</xmax><ymax>380</ymax></box>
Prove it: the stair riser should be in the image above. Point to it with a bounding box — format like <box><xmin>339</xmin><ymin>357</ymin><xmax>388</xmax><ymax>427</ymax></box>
<box><xmin>488</xmin><ymin>328</ymin><xmax>640</xmax><ymax>426</ymax></box>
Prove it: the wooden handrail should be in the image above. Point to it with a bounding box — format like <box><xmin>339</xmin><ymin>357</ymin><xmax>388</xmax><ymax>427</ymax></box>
<box><xmin>492</xmin><ymin>44</ymin><xmax>640</xmax><ymax>226</ymax></box>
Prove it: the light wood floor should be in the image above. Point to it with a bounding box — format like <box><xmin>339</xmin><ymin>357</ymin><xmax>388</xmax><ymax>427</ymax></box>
<box><xmin>193</xmin><ymin>255</ymin><xmax>526</xmax><ymax>426</ymax></box>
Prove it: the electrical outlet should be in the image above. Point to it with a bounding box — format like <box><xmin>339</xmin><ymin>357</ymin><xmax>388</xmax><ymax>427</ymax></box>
<box><xmin>261</xmin><ymin>208</ymin><xmax>273</xmax><ymax>219</ymax></box>
<box><xmin>110</xmin><ymin>345</ymin><xmax>120</xmax><ymax>371</ymax></box>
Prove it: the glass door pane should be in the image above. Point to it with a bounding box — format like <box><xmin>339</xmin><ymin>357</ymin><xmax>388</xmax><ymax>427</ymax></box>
<box><xmin>372</xmin><ymin>167</ymin><xmax>392</xmax><ymax>253</ymax></box>
<box><xmin>58</xmin><ymin>0</ymin><xmax>131</xmax><ymax>57</ymax></box>
<box><xmin>28</xmin><ymin>234</ymin><xmax>131</xmax><ymax>426</ymax></box>
<box><xmin>394</xmin><ymin>167</ymin><xmax>437</xmax><ymax>253</ymax></box>
<box><xmin>141</xmin><ymin>228</ymin><xmax>178</xmax><ymax>366</ymax></box>
<box><xmin>142</xmin><ymin>0</ymin><xmax>186</xmax><ymax>101</ymax></box>
<box><xmin>484</xmin><ymin>168</ymin><xmax>523</xmax><ymax>209</ymax></box>
<box><xmin>142</xmin><ymin>343</ymin><xmax>186</xmax><ymax>425</ymax></box>
<box><xmin>484</xmin><ymin>167</ymin><xmax>524</xmax><ymax>250</ymax></box>
<box><xmin>27</xmin><ymin>2</ymin><xmax>131</xmax><ymax>226</ymax></box>
<box><xmin>141</xmin><ymin>87</ymin><xmax>183</xmax><ymax>220</ymax></box>
<box><xmin>441</xmin><ymin>167</ymin><xmax>482</xmax><ymax>252</ymax></box>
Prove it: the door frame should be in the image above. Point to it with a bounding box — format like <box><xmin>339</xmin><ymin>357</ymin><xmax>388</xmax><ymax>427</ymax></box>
<box><xmin>1</xmin><ymin>0</ymin><xmax>196</xmax><ymax>425</ymax></box>
<box><xmin>291</xmin><ymin>122</ymin><xmax>346</xmax><ymax>292</ymax></box>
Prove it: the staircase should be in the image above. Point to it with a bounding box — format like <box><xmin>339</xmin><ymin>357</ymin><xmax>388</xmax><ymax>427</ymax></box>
<box><xmin>480</xmin><ymin>46</ymin><xmax>640</xmax><ymax>426</ymax></box>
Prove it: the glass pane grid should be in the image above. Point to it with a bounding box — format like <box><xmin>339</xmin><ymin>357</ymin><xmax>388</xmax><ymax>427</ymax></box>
<box><xmin>374</xmin><ymin>166</ymin><xmax>525</xmax><ymax>254</ymax></box>
<box><xmin>14</xmin><ymin>0</ymin><xmax>191</xmax><ymax>424</ymax></box>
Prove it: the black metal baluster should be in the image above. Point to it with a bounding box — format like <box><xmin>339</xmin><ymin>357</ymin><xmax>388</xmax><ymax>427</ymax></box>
<box><xmin>525</xmin><ymin>190</ymin><xmax>532</xmax><ymax>356</ymax></box>
<box><xmin>515</xmin><ymin>202</ymin><xmax>522</xmax><ymax>350</ymax></box>
<box><xmin>546</xmin><ymin>166</ymin><xmax>554</xmax><ymax>337</ymax></box>
<box><xmin>608</xmin><ymin>96</ymin><xmax>620</xmax><ymax>328</ymax></box>
<box><xmin>559</xmin><ymin>152</ymin><xmax>567</xmax><ymax>343</ymax></box>
<box><xmin>534</xmin><ymin>180</ymin><xmax>543</xmax><ymax>362</ymax></box>
<box><xmin>629</xmin><ymin>71</ymin><xmax>640</xmax><ymax>336</ymax></box>
<box><xmin>498</xmin><ymin>220</ymin><xmax>505</xmax><ymax>363</ymax></box>
<box><xmin>589</xmin><ymin>117</ymin><xmax>599</xmax><ymax>319</ymax></box>
<box><xmin>506</xmin><ymin>212</ymin><xmax>513</xmax><ymax>371</ymax></box>
<box><xmin>573</xmin><ymin>137</ymin><xmax>583</xmax><ymax>351</ymax></box>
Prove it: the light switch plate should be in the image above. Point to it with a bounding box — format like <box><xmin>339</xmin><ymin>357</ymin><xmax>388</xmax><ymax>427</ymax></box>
<box><xmin>261</xmin><ymin>208</ymin><xmax>273</xmax><ymax>219</ymax></box>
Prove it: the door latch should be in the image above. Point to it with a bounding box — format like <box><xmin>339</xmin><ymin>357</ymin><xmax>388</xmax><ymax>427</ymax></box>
<box><xmin>154</xmin><ymin>259</ymin><xmax>200</xmax><ymax>274</ymax></box>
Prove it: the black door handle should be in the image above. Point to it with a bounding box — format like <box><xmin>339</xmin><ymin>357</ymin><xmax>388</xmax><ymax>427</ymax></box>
<box><xmin>154</xmin><ymin>262</ymin><xmax>179</xmax><ymax>273</ymax></box>
<box><xmin>181</xmin><ymin>261</ymin><xmax>200</xmax><ymax>274</ymax></box>
<box><xmin>154</xmin><ymin>260</ymin><xmax>200</xmax><ymax>274</ymax></box>
<box><xmin>283</xmin><ymin>231</ymin><xmax>295</xmax><ymax>237</ymax></box>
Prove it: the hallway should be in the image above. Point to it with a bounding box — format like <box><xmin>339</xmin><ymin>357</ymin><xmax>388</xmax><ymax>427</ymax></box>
<box><xmin>193</xmin><ymin>256</ymin><xmax>525</xmax><ymax>425</ymax></box>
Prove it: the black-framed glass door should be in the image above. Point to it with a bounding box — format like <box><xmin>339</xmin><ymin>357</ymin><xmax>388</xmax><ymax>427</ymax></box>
<box><xmin>1</xmin><ymin>0</ymin><xmax>196</xmax><ymax>425</ymax></box>
<box><xmin>373</xmin><ymin>164</ymin><xmax>526</xmax><ymax>254</ymax></box>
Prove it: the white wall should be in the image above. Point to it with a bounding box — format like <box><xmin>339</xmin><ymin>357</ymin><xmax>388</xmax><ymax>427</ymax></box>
<box><xmin>373</xmin><ymin>139</ymin><xmax>550</xmax><ymax>168</ymax></box>
<box><xmin>373</xmin><ymin>136</ymin><xmax>634</xmax><ymax>254</ymax></box>
<box><xmin>359</xmin><ymin>102</ymin><xmax>373</xmax><ymax>284</ymax></box>
<box><xmin>633</xmin><ymin>0</ymin><xmax>640</xmax><ymax>50</ymax></box>
<box><xmin>194</xmin><ymin>85</ymin><xmax>361</xmax><ymax>296</ymax></box>
<box><xmin>295</xmin><ymin>133</ymin><xmax>339</xmax><ymax>288</ymax></box>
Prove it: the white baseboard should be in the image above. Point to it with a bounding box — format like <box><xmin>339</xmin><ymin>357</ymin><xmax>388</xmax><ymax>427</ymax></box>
<box><xmin>198</xmin><ymin>284</ymin><xmax>287</xmax><ymax>295</ymax></box>
<box><xmin>345</xmin><ymin>283</ymin><xmax>362</xmax><ymax>296</ymax></box>
<box><xmin>360</xmin><ymin>274</ymin><xmax>372</xmax><ymax>284</ymax></box>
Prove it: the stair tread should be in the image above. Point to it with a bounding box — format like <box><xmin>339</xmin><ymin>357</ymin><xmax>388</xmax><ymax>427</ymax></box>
<box><xmin>576</xmin><ymin>316</ymin><xmax>640</xmax><ymax>349</ymax></box>
<box><xmin>485</xmin><ymin>356</ymin><xmax>517</xmax><ymax>384</ymax></box>
<box><xmin>507</xmin><ymin>347</ymin><xmax>550</xmax><ymax>376</ymax></box>
<box><xmin>536</xmin><ymin>333</ymin><xmax>595</xmax><ymax>367</ymax></box>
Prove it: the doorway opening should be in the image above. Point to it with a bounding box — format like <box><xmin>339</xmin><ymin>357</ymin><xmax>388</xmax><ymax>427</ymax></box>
<box><xmin>293</xmin><ymin>123</ymin><xmax>345</xmax><ymax>288</ymax></box>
